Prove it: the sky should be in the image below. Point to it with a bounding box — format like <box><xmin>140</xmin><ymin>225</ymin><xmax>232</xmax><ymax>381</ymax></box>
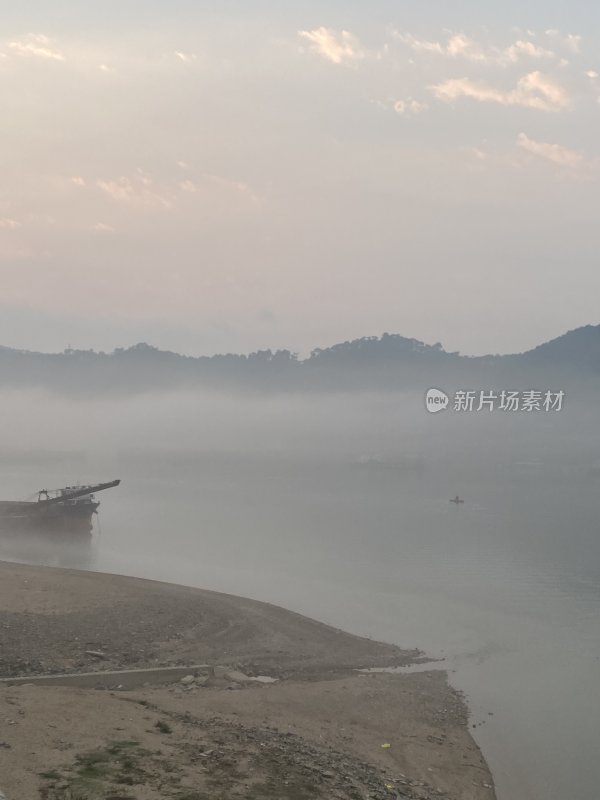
<box><xmin>1</xmin><ymin>1</ymin><xmax>599</xmax><ymax>357</ymax></box>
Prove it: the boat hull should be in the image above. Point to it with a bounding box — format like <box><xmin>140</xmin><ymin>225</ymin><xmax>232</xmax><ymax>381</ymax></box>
<box><xmin>0</xmin><ymin>501</ymin><xmax>99</xmax><ymax>536</ymax></box>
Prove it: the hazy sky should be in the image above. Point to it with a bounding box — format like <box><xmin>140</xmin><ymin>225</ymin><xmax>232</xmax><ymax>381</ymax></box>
<box><xmin>1</xmin><ymin>1</ymin><xmax>599</xmax><ymax>356</ymax></box>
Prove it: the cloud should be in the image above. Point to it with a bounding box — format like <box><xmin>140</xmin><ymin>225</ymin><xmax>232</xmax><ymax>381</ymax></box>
<box><xmin>98</xmin><ymin>178</ymin><xmax>135</xmax><ymax>202</ymax></box>
<box><xmin>394</xmin><ymin>98</ymin><xmax>428</xmax><ymax>115</ymax></box>
<box><xmin>545</xmin><ymin>30</ymin><xmax>582</xmax><ymax>53</ymax></box>
<box><xmin>394</xmin><ymin>32</ymin><xmax>446</xmax><ymax>57</ymax></box>
<box><xmin>97</xmin><ymin>176</ymin><xmax>172</xmax><ymax>208</ymax></box>
<box><xmin>136</xmin><ymin>168</ymin><xmax>154</xmax><ymax>187</ymax></box>
<box><xmin>175</xmin><ymin>51</ymin><xmax>196</xmax><ymax>64</ymax></box>
<box><xmin>204</xmin><ymin>174</ymin><xmax>261</xmax><ymax>206</ymax></box>
<box><xmin>503</xmin><ymin>40</ymin><xmax>555</xmax><ymax>63</ymax></box>
<box><xmin>517</xmin><ymin>71</ymin><xmax>571</xmax><ymax>110</ymax></box>
<box><xmin>470</xmin><ymin>148</ymin><xmax>489</xmax><ymax>162</ymax></box>
<box><xmin>430</xmin><ymin>71</ymin><xmax>570</xmax><ymax>112</ymax></box>
<box><xmin>71</xmin><ymin>177</ymin><xmax>86</xmax><ymax>187</ymax></box>
<box><xmin>0</xmin><ymin>218</ymin><xmax>20</xmax><ymax>230</ymax></box>
<box><xmin>96</xmin><ymin>171</ymin><xmax>259</xmax><ymax>212</ymax></box>
<box><xmin>92</xmin><ymin>222</ymin><xmax>115</xmax><ymax>233</ymax></box>
<box><xmin>299</xmin><ymin>27</ymin><xmax>365</xmax><ymax>65</ymax></box>
<box><xmin>394</xmin><ymin>31</ymin><xmax>555</xmax><ymax>66</ymax></box>
<box><xmin>8</xmin><ymin>34</ymin><xmax>65</xmax><ymax>62</ymax></box>
<box><xmin>585</xmin><ymin>70</ymin><xmax>598</xmax><ymax>79</ymax></box>
<box><xmin>516</xmin><ymin>133</ymin><xmax>584</xmax><ymax>168</ymax></box>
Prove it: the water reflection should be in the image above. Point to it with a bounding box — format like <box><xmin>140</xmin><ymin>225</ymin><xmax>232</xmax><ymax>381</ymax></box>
<box><xmin>0</xmin><ymin>529</ymin><xmax>95</xmax><ymax>570</ymax></box>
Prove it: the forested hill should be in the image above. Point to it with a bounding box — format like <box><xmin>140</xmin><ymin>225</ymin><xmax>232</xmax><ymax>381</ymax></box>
<box><xmin>0</xmin><ymin>326</ymin><xmax>598</xmax><ymax>394</ymax></box>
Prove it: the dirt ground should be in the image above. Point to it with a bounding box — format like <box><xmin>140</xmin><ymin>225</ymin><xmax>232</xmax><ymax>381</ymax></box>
<box><xmin>0</xmin><ymin>561</ymin><xmax>496</xmax><ymax>800</ymax></box>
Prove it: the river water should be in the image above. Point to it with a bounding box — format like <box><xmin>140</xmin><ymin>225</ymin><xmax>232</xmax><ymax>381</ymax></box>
<box><xmin>0</xmin><ymin>409</ymin><xmax>598</xmax><ymax>800</ymax></box>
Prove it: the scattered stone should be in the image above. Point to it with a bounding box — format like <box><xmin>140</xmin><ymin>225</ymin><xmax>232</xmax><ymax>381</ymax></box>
<box><xmin>84</xmin><ymin>650</ymin><xmax>106</xmax><ymax>660</ymax></box>
<box><xmin>180</xmin><ymin>675</ymin><xmax>195</xmax><ymax>685</ymax></box>
<box><xmin>224</xmin><ymin>669</ymin><xmax>253</xmax><ymax>683</ymax></box>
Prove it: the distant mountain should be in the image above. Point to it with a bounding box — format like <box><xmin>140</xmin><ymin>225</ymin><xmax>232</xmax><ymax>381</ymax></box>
<box><xmin>518</xmin><ymin>325</ymin><xmax>600</xmax><ymax>369</ymax></box>
<box><xmin>0</xmin><ymin>326</ymin><xmax>597</xmax><ymax>394</ymax></box>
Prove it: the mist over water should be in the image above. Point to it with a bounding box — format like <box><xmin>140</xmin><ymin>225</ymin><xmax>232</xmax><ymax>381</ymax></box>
<box><xmin>0</xmin><ymin>387</ymin><xmax>599</xmax><ymax>800</ymax></box>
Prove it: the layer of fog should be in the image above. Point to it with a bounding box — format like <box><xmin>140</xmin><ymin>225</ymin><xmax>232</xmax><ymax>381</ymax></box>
<box><xmin>0</xmin><ymin>385</ymin><xmax>597</xmax><ymax>473</ymax></box>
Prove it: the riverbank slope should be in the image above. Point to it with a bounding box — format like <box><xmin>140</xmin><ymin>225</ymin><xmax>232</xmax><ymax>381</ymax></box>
<box><xmin>0</xmin><ymin>561</ymin><xmax>495</xmax><ymax>800</ymax></box>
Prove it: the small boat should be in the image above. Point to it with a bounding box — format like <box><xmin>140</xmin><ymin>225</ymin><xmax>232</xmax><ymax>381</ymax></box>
<box><xmin>0</xmin><ymin>480</ymin><xmax>121</xmax><ymax>536</ymax></box>
<box><xmin>450</xmin><ymin>495</ymin><xmax>464</xmax><ymax>504</ymax></box>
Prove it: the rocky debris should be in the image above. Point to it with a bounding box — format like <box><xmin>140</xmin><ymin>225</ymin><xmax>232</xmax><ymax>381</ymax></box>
<box><xmin>171</xmin><ymin>665</ymin><xmax>278</xmax><ymax>693</ymax></box>
<box><xmin>155</xmin><ymin>703</ymin><xmax>448</xmax><ymax>800</ymax></box>
<box><xmin>427</xmin><ymin>687</ymin><xmax>469</xmax><ymax>728</ymax></box>
<box><xmin>218</xmin><ymin>667</ymin><xmax>254</xmax><ymax>683</ymax></box>
<box><xmin>175</xmin><ymin>673</ymin><xmax>209</xmax><ymax>691</ymax></box>
<box><xmin>219</xmin><ymin>667</ymin><xmax>278</xmax><ymax>684</ymax></box>
<box><xmin>41</xmin><ymin>709</ymin><xmax>437</xmax><ymax>800</ymax></box>
<box><xmin>83</xmin><ymin>650</ymin><xmax>106</xmax><ymax>660</ymax></box>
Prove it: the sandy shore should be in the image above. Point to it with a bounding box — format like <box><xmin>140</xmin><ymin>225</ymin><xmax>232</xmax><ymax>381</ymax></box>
<box><xmin>0</xmin><ymin>561</ymin><xmax>495</xmax><ymax>800</ymax></box>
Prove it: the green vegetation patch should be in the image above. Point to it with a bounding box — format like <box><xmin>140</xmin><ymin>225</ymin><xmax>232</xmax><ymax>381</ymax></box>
<box><xmin>40</xmin><ymin>739</ymin><xmax>148</xmax><ymax>800</ymax></box>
